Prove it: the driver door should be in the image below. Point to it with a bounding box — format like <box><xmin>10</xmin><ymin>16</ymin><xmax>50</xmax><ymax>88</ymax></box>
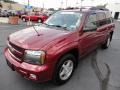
<box><xmin>80</xmin><ymin>13</ymin><xmax>99</xmax><ymax>55</ymax></box>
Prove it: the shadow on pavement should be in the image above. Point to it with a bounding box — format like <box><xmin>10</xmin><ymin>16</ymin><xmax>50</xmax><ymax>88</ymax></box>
<box><xmin>91</xmin><ymin>49</ymin><xmax>110</xmax><ymax>90</ymax></box>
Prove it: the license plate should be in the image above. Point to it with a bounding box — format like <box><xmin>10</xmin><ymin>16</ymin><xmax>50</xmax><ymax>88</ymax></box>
<box><xmin>6</xmin><ymin>60</ymin><xmax>14</xmax><ymax>71</ymax></box>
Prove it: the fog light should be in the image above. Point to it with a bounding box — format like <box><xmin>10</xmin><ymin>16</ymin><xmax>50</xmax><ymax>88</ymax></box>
<box><xmin>29</xmin><ymin>74</ymin><xmax>37</xmax><ymax>80</ymax></box>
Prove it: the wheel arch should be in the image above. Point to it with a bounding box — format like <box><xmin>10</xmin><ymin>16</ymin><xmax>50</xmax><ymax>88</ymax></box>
<box><xmin>110</xmin><ymin>31</ymin><xmax>114</xmax><ymax>41</ymax></box>
<box><xmin>54</xmin><ymin>47</ymin><xmax>80</xmax><ymax>70</ymax></box>
<box><xmin>37</xmin><ymin>17</ymin><xmax>43</xmax><ymax>22</ymax></box>
<box><xmin>52</xmin><ymin>47</ymin><xmax>80</xmax><ymax>83</ymax></box>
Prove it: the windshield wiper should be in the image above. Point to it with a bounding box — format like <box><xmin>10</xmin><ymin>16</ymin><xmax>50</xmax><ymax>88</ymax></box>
<box><xmin>44</xmin><ymin>23</ymin><xmax>67</xmax><ymax>30</ymax></box>
<box><xmin>51</xmin><ymin>25</ymin><xmax>67</xmax><ymax>30</ymax></box>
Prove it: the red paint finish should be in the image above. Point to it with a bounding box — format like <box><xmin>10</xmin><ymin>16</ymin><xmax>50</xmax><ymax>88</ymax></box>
<box><xmin>21</xmin><ymin>13</ymin><xmax>48</xmax><ymax>22</ymax></box>
<box><xmin>4</xmin><ymin>10</ymin><xmax>115</xmax><ymax>82</ymax></box>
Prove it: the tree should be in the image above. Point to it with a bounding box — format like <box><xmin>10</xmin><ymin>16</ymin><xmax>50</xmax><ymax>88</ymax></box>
<box><xmin>2</xmin><ymin>0</ymin><xmax>16</xmax><ymax>3</ymax></box>
<box><xmin>3</xmin><ymin>0</ymin><xmax>11</xmax><ymax>2</ymax></box>
<box><xmin>0</xmin><ymin>0</ymin><xmax>3</xmax><ymax>9</ymax></box>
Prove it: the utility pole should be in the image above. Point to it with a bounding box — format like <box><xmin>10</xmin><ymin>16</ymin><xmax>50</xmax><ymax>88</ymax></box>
<box><xmin>61</xmin><ymin>1</ymin><xmax>63</xmax><ymax>9</ymax></box>
<box><xmin>91</xmin><ymin>0</ymin><xmax>94</xmax><ymax>6</ymax></box>
<box><xmin>28</xmin><ymin>0</ymin><xmax>30</xmax><ymax>6</ymax></box>
<box><xmin>43</xmin><ymin>3</ymin><xmax>44</xmax><ymax>9</ymax></box>
<box><xmin>81</xmin><ymin>0</ymin><xmax>84</xmax><ymax>8</ymax></box>
<box><xmin>66</xmin><ymin>0</ymin><xmax>67</xmax><ymax>8</ymax></box>
<box><xmin>27</xmin><ymin>0</ymin><xmax>32</xmax><ymax>25</ymax></box>
<box><xmin>80</xmin><ymin>0</ymin><xmax>84</xmax><ymax>11</ymax></box>
<box><xmin>42</xmin><ymin>2</ymin><xmax>44</xmax><ymax>11</ymax></box>
<box><xmin>42</xmin><ymin>0</ymin><xmax>46</xmax><ymax>12</ymax></box>
<box><xmin>76</xmin><ymin>1</ymin><xmax>79</xmax><ymax>8</ymax></box>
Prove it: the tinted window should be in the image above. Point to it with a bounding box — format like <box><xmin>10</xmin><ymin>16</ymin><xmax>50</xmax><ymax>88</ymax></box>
<box><xmin>106</xmin><ymin>17</ymin><xmax>113</xmax><ymax>24</ymax></box>
<box><xmin>83</xmin><ymin>13</ymin><xmax>97</xmax><ymax>32</ymax></box>
<box><xmin>105</xmin><ymin>12</ymin><xmax>113</xmax><ymax>24</ymax></box>
<box><xmin>105</xmin><ymin>12</ymin><xmax>111</xmax><ymax>18</ymax></box>
<box><xmin>97</xmin><ymin>13</ymin><xmax>106</xmax><ymax>26</ymax></box>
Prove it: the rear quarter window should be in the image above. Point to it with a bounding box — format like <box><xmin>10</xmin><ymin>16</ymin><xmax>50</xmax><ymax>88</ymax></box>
<box><xmin>105</xmin><ymin>12</ymin><xmax>113</xmax><ymax>24</ymax></box>
<box><xmin>106</xmin><ymin>12</ymin><xmax>111</xmax><ymax>18</ymax></box>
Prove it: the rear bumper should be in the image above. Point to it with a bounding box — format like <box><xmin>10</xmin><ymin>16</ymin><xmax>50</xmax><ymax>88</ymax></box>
<box><xmin>4</xmin><ymin>48</ymin><xmax>54</xmax><ymax>82</ymax></box>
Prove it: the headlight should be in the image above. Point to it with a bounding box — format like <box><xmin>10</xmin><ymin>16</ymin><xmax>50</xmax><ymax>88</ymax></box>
<box><xmin>24</xmin><ymin>50</ymin><xmax>45</xmax><ymax>65</ymax></box>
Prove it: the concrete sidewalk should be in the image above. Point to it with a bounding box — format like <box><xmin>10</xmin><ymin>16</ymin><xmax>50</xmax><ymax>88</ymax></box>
<box><xmin>0</xmin><ymin>17</ymin><xmax>40</xmax><ymax>26</ymax></box>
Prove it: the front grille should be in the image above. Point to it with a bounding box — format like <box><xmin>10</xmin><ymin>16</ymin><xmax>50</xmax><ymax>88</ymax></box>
<box><xmin>8</xmin><ymin>42</ymin><xmax>24</xmax><ymax>61</ymax></box>
<box><xmin>9</xmin><ymin>42</ymin><xmax>23</xmax><ymax>52</ymax></box>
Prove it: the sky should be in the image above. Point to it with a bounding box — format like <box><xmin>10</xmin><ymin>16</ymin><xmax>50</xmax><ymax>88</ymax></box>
<box><xmin>13</xmin><ymin>0</ymin><xmax>120</xmax><ymax>9</ymax></box>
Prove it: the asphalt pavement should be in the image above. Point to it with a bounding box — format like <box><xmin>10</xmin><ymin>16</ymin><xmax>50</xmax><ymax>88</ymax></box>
<box><xmin>0</xmin><ymin>21</ymin><xmax>120</xmax><ymax>90</ymax></box>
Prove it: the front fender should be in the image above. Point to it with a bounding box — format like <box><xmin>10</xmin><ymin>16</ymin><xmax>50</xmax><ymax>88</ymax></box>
<box><xmin>46</xmin><ymin>41</ymin><xmax>79</xmax><ymax>64</ymax></box>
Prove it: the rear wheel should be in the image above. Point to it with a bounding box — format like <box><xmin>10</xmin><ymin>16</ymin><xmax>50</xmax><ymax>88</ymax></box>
<box><xmin>101</xmin><ymin>35</ymin><xmax>111</xmax><ymax>49</ymax></box>
<box><xmin>22</xmin><ymin>18</ymin><xmax>26</xmax><ymax>22</ymax></box>
<box><xmin>38</xmin><ymin>19</ymin><xmax>42</xmax><ymax>23</ymax></box>
<box><xmin>53</xmin><ymin>54</ymin><xmax>76</xmax><ymax>85</ymax></box>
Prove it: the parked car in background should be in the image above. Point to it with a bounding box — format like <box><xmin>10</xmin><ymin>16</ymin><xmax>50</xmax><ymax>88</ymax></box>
<box><xmin>21</xmin><ymin>12</ymin><xmax>48</xmax><ymax>23</ymax></box>
<box><xmin>7</xmin><ymin>10</ymin><xmax>17</xmax><ymax>16</ymax></box>
<box><xmin>0</xmin><ymin>9</ymin><xmax>9</xmax><ymax>17</ymax></box>
<box><xmin>16</xmin><ymin>10</ymin><xmax>28</xmax><ymax>18</ymax></box>
<box><xmin>5</xmin><ymin>8</ymin><xmax>115</xmax><ymax>85</ymax></box>
<box><xmin>0</xmin><ymin>9</ymin><xmax>18</xmax><ymax>17</ymax></box>
<box><xmin>45</xmin><ymin>10</ymin><xmax>55</xmax><ymax>16</ymax></box>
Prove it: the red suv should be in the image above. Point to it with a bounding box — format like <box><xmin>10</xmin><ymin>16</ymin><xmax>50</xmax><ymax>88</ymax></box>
<box><xmin>21</xmin><ymin>12</ymin><xmax>48</xmax><ymax>23</ymax></box>
<box><xmin>4</xmin><ymin>8</ymin><xmax>115</xmax><ymax>85</ymax></box>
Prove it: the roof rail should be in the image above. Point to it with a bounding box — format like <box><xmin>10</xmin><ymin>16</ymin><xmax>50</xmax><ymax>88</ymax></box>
<box><xmin>79</xmin><ymin>6</ymin><xmax>109</xmax><ymax>11</ymax></box>
<box><xmin>89</xmin><ymin>6</ymin><xmax>109</xmax><ymax>11</ymax></box>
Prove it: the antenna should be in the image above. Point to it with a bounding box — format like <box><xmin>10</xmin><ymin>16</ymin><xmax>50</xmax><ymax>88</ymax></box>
<box><xmin>32</xmin><ymin>26</ymin><xmax>40</xmax><ymax>36</ymax></box>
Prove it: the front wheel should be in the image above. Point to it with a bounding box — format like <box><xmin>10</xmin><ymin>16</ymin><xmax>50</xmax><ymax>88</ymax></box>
<box><xmin>53</xmin><ymin>54</ymin><xmax>76</xmax><ymax>85</ymax></box>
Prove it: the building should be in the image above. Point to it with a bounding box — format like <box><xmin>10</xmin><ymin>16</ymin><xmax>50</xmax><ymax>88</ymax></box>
<box><xmin>0</xmin><ymin>1</ymin><xmax>25</xmax><ymax>10</ymax></box>
<box><xmin>106</xmin><ymin>3</ymin><xmax>120</xmax><ymax>19</ymax></box>
<box><xmin>0</xmin><ymin>1</ymin><xmax>43</xmax><ymax>13</ymax></box>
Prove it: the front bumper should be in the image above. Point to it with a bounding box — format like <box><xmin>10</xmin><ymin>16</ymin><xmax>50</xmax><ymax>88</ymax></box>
<box><xmin>4</xmin><ymin>48</ymin><xmax>54</xmax><ymax>82</ymax></box>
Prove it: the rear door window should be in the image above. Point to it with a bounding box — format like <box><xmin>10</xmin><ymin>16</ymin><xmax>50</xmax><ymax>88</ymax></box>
<box><xmin>97</xmin><ymin>12</ymin><xmax>106</xmax><ymax>26</ymax></box>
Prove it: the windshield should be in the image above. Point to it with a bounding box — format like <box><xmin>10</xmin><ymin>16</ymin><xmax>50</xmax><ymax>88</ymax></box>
<box><xmin>44</xmin><ymin>11</ymin><xmax>83</xmax><ymax>30</ymax></box>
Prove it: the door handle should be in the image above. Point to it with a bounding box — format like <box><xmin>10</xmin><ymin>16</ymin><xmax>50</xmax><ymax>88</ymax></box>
<box><xmin>106</xmin><ymin>27</ymin><xmax>109</xmax><ymax>30</ymax></box>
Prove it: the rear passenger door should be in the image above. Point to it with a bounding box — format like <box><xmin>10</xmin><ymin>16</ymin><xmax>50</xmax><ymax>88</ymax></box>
<box><xmin>96</xmin><ymin>12</ymin><xmax>114</xmax><ymax>43</ymax></box>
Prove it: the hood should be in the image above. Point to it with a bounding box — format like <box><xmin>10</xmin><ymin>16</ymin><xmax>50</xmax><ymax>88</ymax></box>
<box><xmin>9</xmin><ymin>26</ymin><xmax>69</xmax><ymax>50</ymax></box>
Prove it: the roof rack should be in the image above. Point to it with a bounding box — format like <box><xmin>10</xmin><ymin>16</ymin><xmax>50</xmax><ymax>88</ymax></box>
<box><xmin>89</xmin><ymin>6</ymin><xmax>109</xmax><ymax>11</ymax></box>
<box><xmin>80</xmin><ymin>6</ymin><xmax>109</xmax><ymax>11</ymax></box>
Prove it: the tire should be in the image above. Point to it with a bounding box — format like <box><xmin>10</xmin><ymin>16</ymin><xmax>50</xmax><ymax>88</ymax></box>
<box><xmin>53</xmin><ymin>54</ymin><xmax>76</xmax><ymax>85</ymax></box>
<box><xmin>38</xmin><ymin>19</ymin><xmax>42</xmax><ymax>23</ymax></box>
<box><xmin>22</xmin><ymin>18</ymin><xmax>26</xmax><ymax>22</ymax></box>
<box><xmin>101</xmin><ymin>34</ymin><xmax>111</xmax><ymax>49</ymax></box>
